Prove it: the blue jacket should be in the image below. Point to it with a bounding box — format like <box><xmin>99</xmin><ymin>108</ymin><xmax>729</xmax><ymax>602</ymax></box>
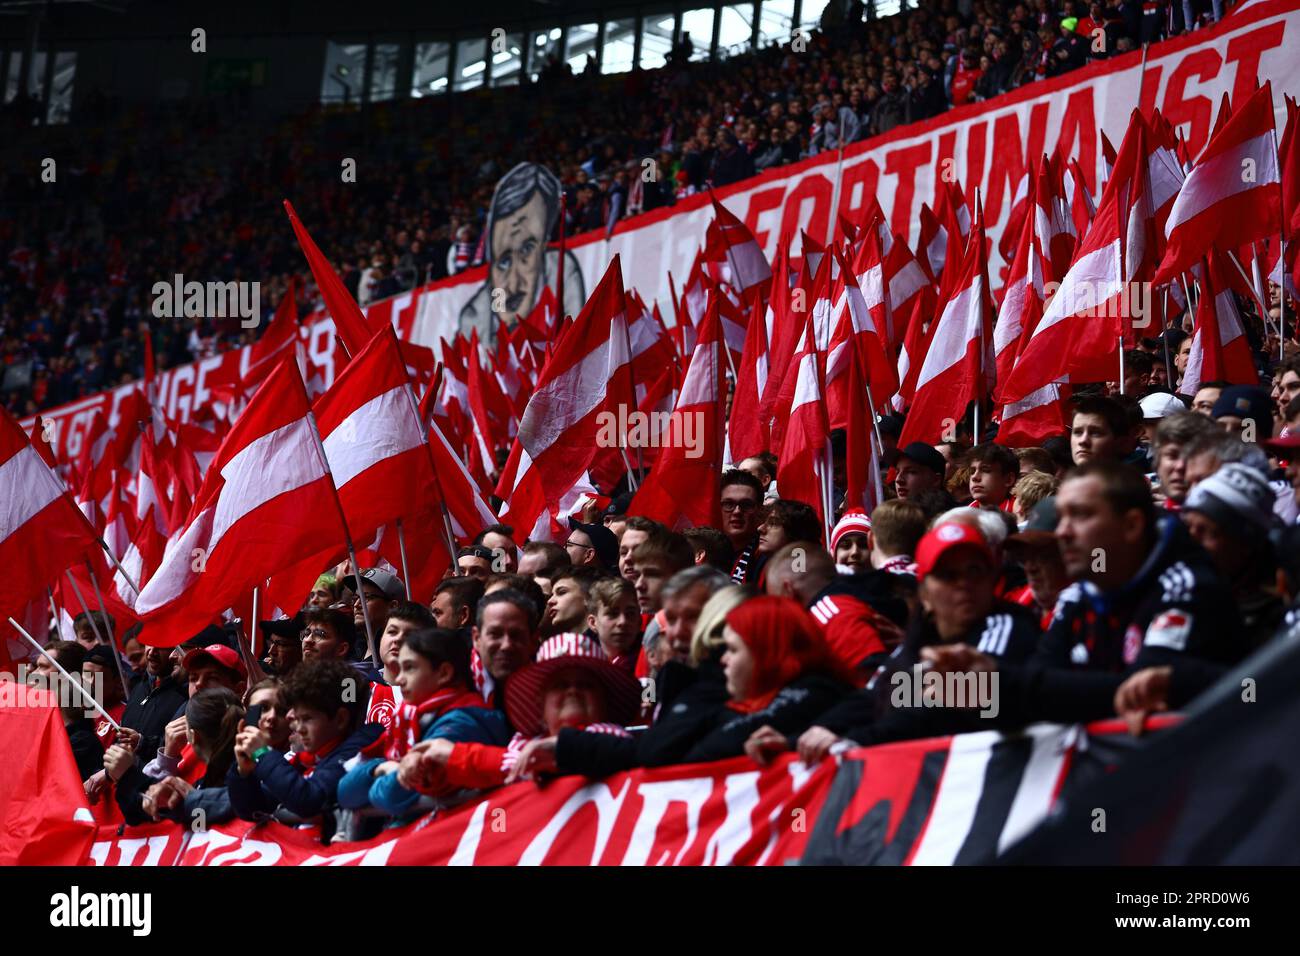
<box><xmin>226</xmin><ymin>725</ymin><xmax>379</xmax><ymax>822</ymax></box>
<box><xmin>337</xmin><ymin>705</ymin><xmax>508</xmax><ymax>817</ymax></box>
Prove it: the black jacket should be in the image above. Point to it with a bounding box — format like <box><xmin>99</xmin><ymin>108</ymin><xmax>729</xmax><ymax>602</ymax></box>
<box><xmin>557</xmin><ymin>671</ymin><xmax>847</xmax><ymax>778</ymax></box>
<box><xmin>226</xmin><ymin>724</ymin><xmax>381</xmax><ymax>826</ymax></box>
<box><xmin>66</xmin><ymin>717</ymin><xmax>105</xmax><ymax>781</ymax></box>
<box><xmin>120</xmin><ymin>672</ymin><xmax>188</xmax><ymax>760</ymax></box>
<box><xmin>114</xmin><ymin>756</ymin><xmax>237</xmax><ymax>827</ymax></box>
<box><xmin>1033</xmin><ymin>515</ymin><xmax>1241</xmax><ymax>675</ymax></box>
<box><xmin>812</xmin><ymin>601</ymin><xmax>1043</xmax><ymax>747</ymax></box>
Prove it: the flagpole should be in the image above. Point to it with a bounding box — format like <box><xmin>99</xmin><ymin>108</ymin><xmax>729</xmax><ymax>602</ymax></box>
<box><xmin>973</xmin><ymin>188</ymin><xmax>986</xmax><ymax>441</ymax></box>
<box><xmin>400</xmin><ymin>362</ymin><xmax>469</xmax><ymax>579</ymax></box>
<box><xmin>85</xmin><ymin>561</ymin><xmax>135</xmax><ymax>706</ymax></box>
<box><xmin>1226</xmin><ymin>248</ymin><xmax>1273</xmax><ymax>331</ymax></box>
<box><xmin>1160</xmin><ymin>289</ymin><xmax>1174</xmax><ymax>388</ymax></box>
<box><xmin>1270</xmin><ymin>111</ymin><xmax>1288</xmax><ymax>361</ymax></box>
<box><xmin>65</xmin><ymin>567</ymin><xmax>130</xmax><ymax>704</ymax></box>
<box><xmin>234</xmin><ymin>585</ymin><xmax>267</xmax><ymax>686</ymax></box>
<box><xmin>864</xmin><ymin>382</ymin><xmax>886</xmax><ymax>506</ymax></box>
<box><xmin>826</xmin><ymin>144</ymin><xmax>846</xmax><ymax>248</ymax></box>
<box><xmin>9</xmin><ymin>617</ymin><xmax>121</xmax><ymax>730</ymax></box>
<box><xmin>302</xmin><ymin>387</ymin><xmax>378</xmax><ymax>664</ymax></box>
<box><xmin>46</xmin><ymin>586</ymin><xmax>59</xmax><ymax>634</ymax></box>
<box><xmin>395</xmin><ymin>518</ymin><xmax>413</xmax><ymax>599</ymax></box>
<box><xmin>557</xmin><ymin>192</ymin><xmax>567</xmax><ymax>313</ymax></box>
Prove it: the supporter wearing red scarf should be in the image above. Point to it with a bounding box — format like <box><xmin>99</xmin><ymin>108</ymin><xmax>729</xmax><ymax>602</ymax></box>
<box><xmin>722</xmin><ymin>597</ymin><xmax>847</xmax><ymax>714</ymax></box>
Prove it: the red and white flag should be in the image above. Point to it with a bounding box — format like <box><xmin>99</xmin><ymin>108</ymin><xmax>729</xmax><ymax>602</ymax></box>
<box><xmin>1001</xmin><ymin>111</ymin><xmax>1149</xmax><ymax>404</ymax></box>
<box><xmin>0</xmin><ymin>407</ymin><xmax>98</xmax><ymax>622</ymax></box>
<box><xmin>826</xmin><ymin>243</ymin><xmax>897</xmax><ymax>427</ymax></box>
<box><xmin>1180</xmin><ymin>252</ymin><xmax>1259</xmax><ymax>397</ymax></box>
<box><xmin>777</xmin><ymin>306</ymin><xmax>832</xmax><ymax>540</ymax></box>
<box><xmin>1153</xmin><ymin>83</ymin><xmax>1282</xmax><ymax>286</ymax></box>
<box><xmin>627</xmin><ymin>289</ymin><xmax>725</xmax><ymax>530</ymax></box>
<box><xmin>134</xmin><ymin>357</ymin><xmax>348</xmax><ymax>646</ymax></box>
<box><xmin>495</xmin><ymin>258</ymin><xmax>633</xmax><ymax>540</ymax></box>
<box><xmin>285</xmin><ymin>201</ymin><xmax>373</xmax><ymax>359</ymax></box>
<box><xmin>705</xmin><ymin>193</ymin><xmax>773</xmax><ymax>294</ymax></box>
<box><xmin>897</xmin><ymin>221</ymin><xmax>994</xmax><ymax>448</ymax></box>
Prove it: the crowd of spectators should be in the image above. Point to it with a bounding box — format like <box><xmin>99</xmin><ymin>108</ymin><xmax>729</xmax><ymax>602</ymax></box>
<box><xmin>31</xmin><ymin>346</ymin><xmax>1300</xmax><ymax>842</ymax></box>
<box><xmin>0</xmin><ymin>0</ymin><xmax>1231</xmax><ymax>416</ymax></box>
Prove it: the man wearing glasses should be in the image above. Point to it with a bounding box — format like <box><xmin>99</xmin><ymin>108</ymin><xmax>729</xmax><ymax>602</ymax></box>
<box><xmin>720</xmin><ymin>469</ymin><xmax>765</xmax><ymax>584</ymax></box>
<box><xmin>299</xmin><ymin>607</ymin><xmax>357</xmax><ymax>663</ymax></box>
<box><xmin>564</xmin><ymin>517</ymin><xmax>619</xmax><ymax>572</ymax></box>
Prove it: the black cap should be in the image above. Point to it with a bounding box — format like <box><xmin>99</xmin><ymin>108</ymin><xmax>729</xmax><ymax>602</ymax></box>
<box><xmin>603</xmin><ymin>491</ymin><xmax>635</xmax><ymax>519</ymax></box>
<box><xmin>84</xmin><ymin>644</ymin><xmax>120</xmax><ymax>669</ymax></box>
<box><xmin>568</xmin><ymin>517</ymin><xmax>620</xmax><ymax>570</ymax></box>
<box><xmin>897</xmin><ymin>441</ymin><xmax>947</xmax><ymax>477</ymax></box>
<box><xmin>259</xmin><ymin>610</ymin><xmax>306</xmax><ymax>641</ymax></box>
<box><xmin>878</xmin><ymin>414</ymin><xmax>905</xmax><ymax>439</ymax></box>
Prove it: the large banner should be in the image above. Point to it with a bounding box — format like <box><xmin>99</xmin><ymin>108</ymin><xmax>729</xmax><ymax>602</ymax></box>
<box><xmin>81</xmin><ymin>721</ymin><xmax>1145</xmax><ymax>867</ymax></box>
<box><xmin>24</xmin><ymin>0</ymin><xmax>1300</xmax><ymax>458</ymax></box>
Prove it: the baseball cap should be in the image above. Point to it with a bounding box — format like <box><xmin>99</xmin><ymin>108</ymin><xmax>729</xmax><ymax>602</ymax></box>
<box><xmin>567</xmin><ymin>517</ymin><xmax>620</xmax><ymax>569</ymax></box>
<box><xmin>1139</xmin><ymin>391</ymin><xmax>1187</xmax><ymax>420</ymax></box>
<box><xmin>897</xmin><ymin>441</ymin><xmax>947</xmax><ymax>477</ymax></box>
<box><xmin>1184</xmin><ymin>462</ymin><xmax>1278</xmax><ymax>536</ymax></box>
<box><xmin>1211</xmin><ymin>385</ymin><xmax>1274</xmax><ymax>429</ymax></box>
<box><xmin>182</xmin><ymin>644</ymin><xmax>247</xmax><ymax>679</ymax></box>
<box><xmin>342</xmin><ymin>567</ymin><xmax>405</xmax><ymax>601</ymax></box>
<box><xmin>83</xmin><ymin>644</ymin><xmax>120</xmax><ymax>669</ymax></box>
<box><xmin>915</xmin><ymin>522</ymin><xmax>995</xmax><ymax>579</ymax></box>
<box><xmin>1005</xmin><ymin>497</ymin><xmax>1060</xmax><ymax>555</ymax></box>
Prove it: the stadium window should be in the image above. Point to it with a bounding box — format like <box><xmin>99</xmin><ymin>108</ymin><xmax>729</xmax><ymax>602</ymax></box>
<box><xmin>717</xmin><ymin>4</ymin><xmax>756</xmax><ymax>59</ymax></box>
<box><xmin>798</xmin><ymin>0</ymin><xmax>832</xmax><ymax>31</ymax></box>
<box><xmin>757</xmin><ymin>0</ymin><xmax>796</xmax><ymax>47</ymax></box>
<box><xmin>412</xmin><ymin>41</ymin><xmax>451</xmax><ymax>96</ymax></box>
<box><xmin>602</xmin><ymin>19</ymin><xmax>636</xmax><ymax>74</ymax></box>
<box><xmin>45</xmin><ymin>51</ymin><xmax>75</xmax><ymax>124</ymax></box>
<box><xmin>530</xmin><ymin>27</ymin><xmax>563</xmax><ymax>80</ymax></box>
<box><xmin>639</xmin><ymin>11</ymin><xmax>675</xmax><ymax>69</ymax></box>
<box><xmin>25</xmin><ymin>50</ymin><xmax>47</xmax><ymax>104</ymax></box>
<box><xmin>679</xmin><ymin>7</ymin><xmax>716</xmax><ymax>62</ymax></box>
<box><xmin>320</xmin><ymin>41</ymin><xmax>367</xmax><ymax>104</ymax></box>
<box><xmin>566</xmin><ymin>22</ymin><xmax>600</xmax><ymax>73</ymax></box>
<box><xmin>369</xmin><ymin>43</ymin><xmax>400</xmax><ymax>101</ymax></box>
<box><xmin>4</xmin><ymin>49</ymin><xmax>21</xmax><ymax>103</ymax></box>
<box><xmin>454</xmin><ymin>37</ymin><xmax>488</xmax><ymax>92</ymax></box>
<box><xmin>490</xmin><ymin>31</ymin><xmax>525</xmax><ymax>86</ymax></box>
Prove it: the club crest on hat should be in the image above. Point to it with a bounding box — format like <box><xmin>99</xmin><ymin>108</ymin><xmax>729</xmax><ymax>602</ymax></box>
<box><xmin>937</xmin><ymin>524</ymin><xmax>966</xmax><ymax>542</ymax></box>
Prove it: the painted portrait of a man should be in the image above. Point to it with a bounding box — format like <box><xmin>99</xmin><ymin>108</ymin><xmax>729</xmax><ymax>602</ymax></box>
<box><xmin>458</xmin><ymin>162</ymin><xmax>585</xmax><ymax>343</ymax></box>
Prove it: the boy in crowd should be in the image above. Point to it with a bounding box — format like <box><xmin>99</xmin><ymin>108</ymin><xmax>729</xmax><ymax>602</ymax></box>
<box><xmin>366</xmin><ymin>601</ymin><xmax>438</xmax><ymax>732</ymax></box>
<box><xmin>967</xmin><ymin>443</ymin><xmax>1020</xmax><ymax>511</ymax></box>
<box><xmin>228</xmin><ymin>658</ymin><xmax>377</xmax><ymax>833</ymax></box>
<box><xmin>683</xmin><ymin>526</ymin><xmax>735</xmax><ymax>571</ymax></box>
<box><xmin>338</xmin><ymin>628</ymin><xmax>508</xmax><ymax>819</ymax></box>
<box><xmin>544</xmin><ymin>566</ymin><xmax>609</xmax><ymax>637</ymax></box>
<box><xmin>1070</xmin><ymin>393</ymin><xmax>1134</xmax><ymax>465</ymax></box>
<box><xmin>587</xmin><ymin>577</ymin><xmax>643</xmax><ymax>668</ymax></box>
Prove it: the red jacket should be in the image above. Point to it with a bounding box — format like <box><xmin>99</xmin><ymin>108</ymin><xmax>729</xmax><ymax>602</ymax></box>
<box><xmin>807</xmin><ymin>591</ymin><xmax>887</xmax><ymax>682</ymax></box>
